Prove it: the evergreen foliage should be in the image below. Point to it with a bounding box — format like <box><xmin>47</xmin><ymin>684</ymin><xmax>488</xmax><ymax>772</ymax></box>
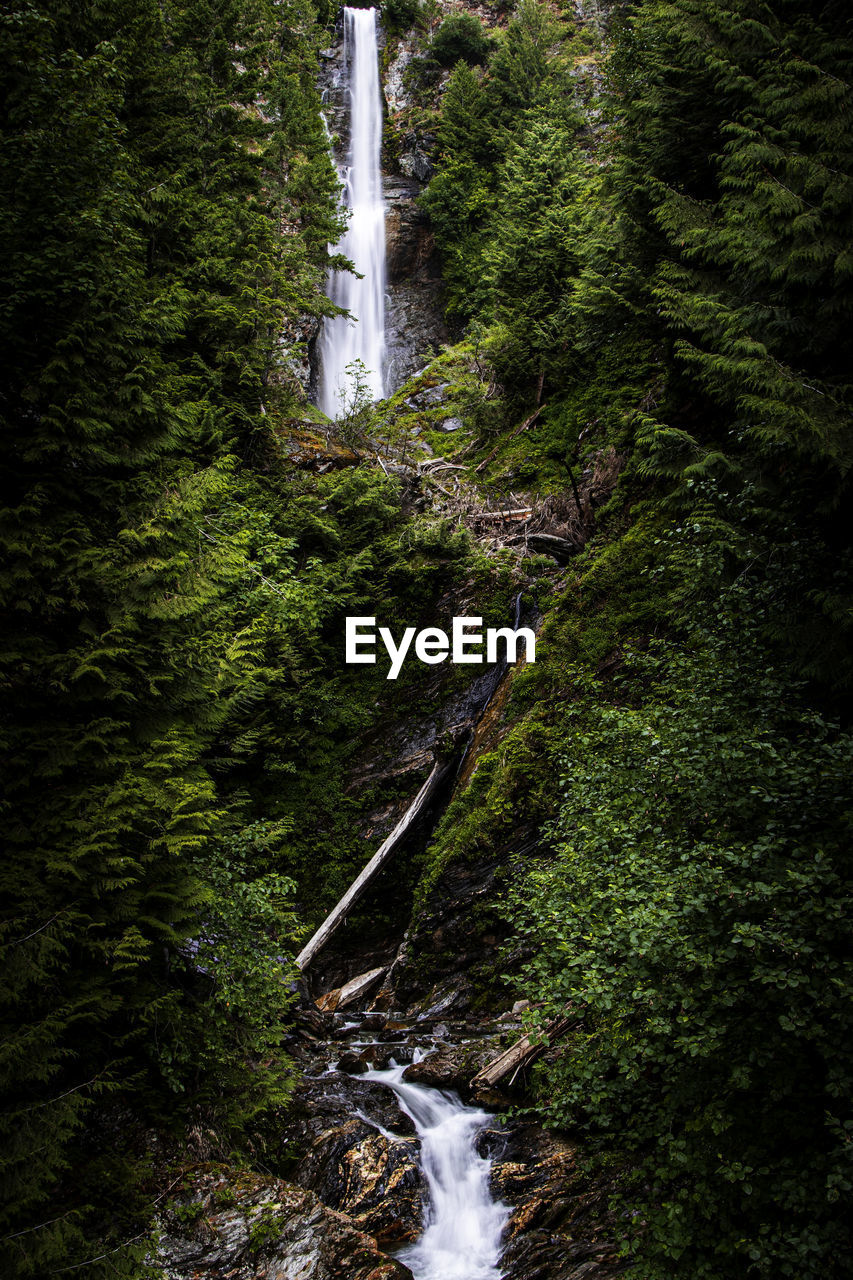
<box><xmin>420</xmin><ymin>0</ymin><xmax>853</xmax><ymax>1273</ymax></box>
<box><xmin>0</xmin><ymin>0</ymin><xmax>349</xmax><ymax>1272</ymax></box>
<box><xmin>612</xmin><ymin>0</ymin><xmax>853</xmax><ymax>481</ymax></box>
<box><xmin>429</xmin><ymin>12</ymin><xmax>492</xmax><ymax>67</ymax></box>
<box><xmin>483</xmin><ymin>118</ymin><xmax>584</xmax><ymax>384</ymax></box>
<box><xmin>3</xmin><ymin>0</ymin><xmax>853</xmax><ymax>1274</ymax></box>
<box><xmin>0</xmin><ymin>2</ymin><xmax>480</xmax><ymax>1262</ymax></box>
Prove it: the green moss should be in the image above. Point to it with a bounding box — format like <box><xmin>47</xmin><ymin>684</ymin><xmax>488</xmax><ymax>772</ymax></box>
<box><xmin>212</xmin><ymin>1184</ymin><xmax>237</xmax><ymax>1208</ymax></box>
<box><xmin>167</xmin><ymin>1199</ymin><xmax>206</xmax><ymax>1226</ymax></box>
<box><xmin>248</xmin><ymin>1204</ymin><xmax>284</xmax><ymax>1255</ymax></box>
<box><xmin>415</xmin><ymin>714</ymin><xmax>558</xmax><ymax>910</ymax></box>
<box><xmin>410</xmin><ymin>493</ymin><xmax>673</xmax><ymax>913</ymax></box>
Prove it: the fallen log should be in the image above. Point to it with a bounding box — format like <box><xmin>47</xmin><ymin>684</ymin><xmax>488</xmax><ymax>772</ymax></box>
<box><xmin>295</xmin><ymin>760</ymin><xmax>445</xmax><ymax>970</ymax></box>
<box><xmin>471</xmin><ymin>1017</ymin><xmax>574</xmax><ymax>1089</ymax></box>
<box><xmin>314</xmin><ymin>966</ymin><xmax>387</xmax><ymax>1014</ymax></box>
<box><xmin>424</xmin><ymin>476</ymin><xmax>458</xmax><ymax>500</ymax></box>
<box><xmin>510</xmin><ymin>531</ymin><xmax>579</xmax><ymax>562</ymax></box>
<box><xmin>469</xmin><ymin>507</ymin><xmax>533</xmax><ymax>523</ymax></box>
<box><xmin>419</xmin><ymin>457</ymin><xmax>469</xmax><ymax>472</ymax></box>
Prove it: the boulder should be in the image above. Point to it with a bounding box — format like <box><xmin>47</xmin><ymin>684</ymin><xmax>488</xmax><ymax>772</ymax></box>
<box><xmin>280</xmin><ymin>1073</ymin><xmax>422</xmax><ymax>1244</ymax></box>
<box><xmin>401</xmin><ymin>1040</ymin><xmax>498</xmax><ymax>1095</ymax></box>
<box><xmin>282</xmin><ymin>1073</ymin><xmax>415</xmax><ymax>1149</ymax></box>
<box><xmin>298</xmin><ymin>1127</ymin><xmax>424</xmax><ymax>1244</ymax></box>
<box><xmin>275</xmin><ymin>426</ymin><xmax>359</xmax><ymax>471</ymax></box>
<box><xmin>490</xmin><ymin>1124</ymin><xmax>625</xmax><ymax>1280</ymax></box>
<box><xmin>337</xmin><ymin>1044</ymin><xmax>414</xmax><ymax>1073</ymax></box>
<box><xmin>337</xmin><ymin>1050</ymin><xmax>370</xmax><ymax>1074</ymax></box>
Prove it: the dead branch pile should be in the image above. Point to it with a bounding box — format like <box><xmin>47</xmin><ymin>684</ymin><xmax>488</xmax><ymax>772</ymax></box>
<box><xmin>414</xmin><ymin>446</ymin><xmax>625</xmax><ymax>563</ymax></box>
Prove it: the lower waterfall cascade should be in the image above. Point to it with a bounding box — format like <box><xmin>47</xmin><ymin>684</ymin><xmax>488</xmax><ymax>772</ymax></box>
<box><xmin>317</xmin><ymin>5</ymin><xmax>386</xmax><ymax>418</ymax></box>
<box><xmin>366</xmin><ymin>1060</ymin><xmax>510</xmax><ymax>1280</ymax></box>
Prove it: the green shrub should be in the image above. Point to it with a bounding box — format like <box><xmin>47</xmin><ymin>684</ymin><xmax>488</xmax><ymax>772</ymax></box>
<box><xmin>430</xmin><ymin>13</ymin><xmax>491</xmax><ymax>66</ymax></box>
<box><xmin>510</xmin><ymin>611</ymin><xmax>853</xmax><ymax>1278</ymax></box>
<box><xmin>382</xmin><ymin>0</ymin><xmax>423</xmax><ymax>33</ymax></box>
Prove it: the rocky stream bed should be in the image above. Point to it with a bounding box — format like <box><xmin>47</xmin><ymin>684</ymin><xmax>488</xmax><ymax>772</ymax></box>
<box><xmin>155</xmin><ymin>993</ymin><xmax>624</xmax><ymax>1280</ymax></box>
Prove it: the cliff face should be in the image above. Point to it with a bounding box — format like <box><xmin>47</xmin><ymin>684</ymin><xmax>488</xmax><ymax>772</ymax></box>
<box><xmin>380</xmin><ymin>24</ymin><xmax>449</xmax><ymax>389</ymax></box>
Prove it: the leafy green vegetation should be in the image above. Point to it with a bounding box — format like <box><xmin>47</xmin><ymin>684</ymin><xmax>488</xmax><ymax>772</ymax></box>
<box><xmin>510</xmin><ymin>528</ymin><xmax>853</xmax><ymax>1278</ymax></box>
<box><xmin>0</xmin><ymin>0</ymin><xmax>340</xmax><ymax>1268</ymax></box>
<box><xmin>429</xmin><ymin>12</ymin><xmax>493</xmax><ymax>66</ymax></box>
<box><xmin>0</xmin><ymin>0</ymin><xmax>482</xmax><ymax>1272</ymax></box>
<box><xmin>414</xmin><ymin>0</ymin><xmax>853</xmax><ymax>1274</ymax></box>
<box><xmin>381</xmin><ymin>0</ymin><xmax>425</xmax><ymax>34</ymax></box>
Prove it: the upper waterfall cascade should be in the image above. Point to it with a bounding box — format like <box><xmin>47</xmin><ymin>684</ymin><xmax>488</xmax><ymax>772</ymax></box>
<box><xmin>318</xmin><ymin>6</ymin><xmax>386</xmax><ymax>419</ymax></box>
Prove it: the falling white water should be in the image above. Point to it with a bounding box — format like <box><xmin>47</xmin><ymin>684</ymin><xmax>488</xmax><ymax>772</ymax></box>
<box><xmin>318</xmin><ymin>6</ymin><xmax>386</xmax><ymax>419</ymax></box>
<box><xmin>366</xmin><ymin>1062</ymin><xmax>510</xmax><ymax>1280</ymax></box>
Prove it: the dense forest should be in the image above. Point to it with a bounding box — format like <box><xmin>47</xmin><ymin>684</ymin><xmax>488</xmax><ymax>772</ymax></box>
<box><xmin>1</xmin><ymin>0</ymin><xmax>851</xmax><ymax>1278</ymax></box>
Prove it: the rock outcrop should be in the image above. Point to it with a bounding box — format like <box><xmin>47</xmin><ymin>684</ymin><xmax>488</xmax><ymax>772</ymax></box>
<box><xmin>490</xmin><ymin>1125</ymin><xmax>625</xmax><ymax>1280</ymax></box>
<box><xmin>299</xmin><ymin>1126</ymin><xmax>423</xmax><ymax>1245</ymax></box>
<box><xmin>281</xmin><ymin>1073</ymin><xmax>423</xmax><ymax>1244</ymax></box>
<box><xmin>383</xmin><ymin>174</ymin><xmax>447</xmax><ymax>392</ymax></box>
<box><xmin>155</xmin><ymin>1166</ymin><xmax>413</xmax><ymax>1280</ymax></box>
<box><xmin>401</xmin><ymin>1040</ymin><xmax>498</xmax><ymax>1095</ymax></box>
<box><xmin>380</xmin><ymin>23</ymin><xmax>448</xmax><ymax>388</ymax></box>
<box><xmin>391</xmin><ymin>832</ymin><xmax>529</xmax><ymax>1019</ymax></box>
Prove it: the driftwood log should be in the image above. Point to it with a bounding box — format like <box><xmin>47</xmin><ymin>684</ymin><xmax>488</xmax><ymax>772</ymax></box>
<box><xmin>314</xmin><ymin>966</ymin><xmax>387</xmax><ymax>1013</ymax></box>
<box><xmin>469</xmin><ymin>507</ymin><xmax>533</xmax><ymax>523</ymax></box>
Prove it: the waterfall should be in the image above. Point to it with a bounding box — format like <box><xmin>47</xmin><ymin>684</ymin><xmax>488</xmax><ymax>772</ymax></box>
<box><xmin>318</xmin><ymin>6</ymin><xmax>386</xmax><ymax>419</ymax></box>
<box><xmin>366</xmin><ymin>1063</ymin><xmax>510</xmax><ymax>1280</ymax></box>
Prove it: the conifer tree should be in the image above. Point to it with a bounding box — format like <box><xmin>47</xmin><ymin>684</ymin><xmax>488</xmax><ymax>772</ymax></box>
<box><xmin>611</xmin><ymin>0</ymin><xmax>853</xmax><ymax>482</ymax></box>
<box><xmin>483</xmin><ymin>118</ymin><xmax>584</xmax><ymax>389</ymax></box>
<box><xmin>0</xmin><ymin>0</ymin><xmax>340</xmax><ymax>1271</ymax></box>
<box><xmin>421</xmin><ymin>61</ymin><xmax>494</xmax><ymax>316</ymax></box>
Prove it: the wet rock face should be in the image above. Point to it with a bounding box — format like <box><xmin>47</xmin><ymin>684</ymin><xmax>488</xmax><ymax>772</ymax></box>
<box><xmin>381</xmin><ymin>25</ymin><xmax>448</xmax><ymax>391</ymax></box>
<box><xmin>300</xmin><ymin>1125</ymin><xmax>423</xmax><ymax>1244</ymax></box>
<box><xmin>283</xmin><ymin>1072</ymin><xmax>416</xmax><ymax>1150</ymax></box>
<box><xmin>490</xmin><ymin>1125</ymin><xmax>625</xmax><ymax>1280</ymax></box>
<box><xmin>383</xmin><ymin>172</ymin><xmax>446</xmax><ymax>391</ymax></box>
<box><xmin>391</xmin><ymin>838</ymin><xmax>526</xmax><ymax>1018</ymax></box>
<box><xmin>155</xmin><ymin>1166</ymin><xmax>413</xmax><ymax>1280</ymax></box>
<box><xmin>281</xmin><ymin>1074</ymin><xmax>423</xmax><ymax>1245</ymax></box>
<box><xmin>384</xmin><ymin>178</ymin><xmax>435</xmax><ymax>285</ymax></box>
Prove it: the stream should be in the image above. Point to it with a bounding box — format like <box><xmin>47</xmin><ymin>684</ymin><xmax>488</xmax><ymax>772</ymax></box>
<box><xmin>365</xmin><ymin>1060</ymin><xmax>510</xmax><ymax>1280</ymax></box>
